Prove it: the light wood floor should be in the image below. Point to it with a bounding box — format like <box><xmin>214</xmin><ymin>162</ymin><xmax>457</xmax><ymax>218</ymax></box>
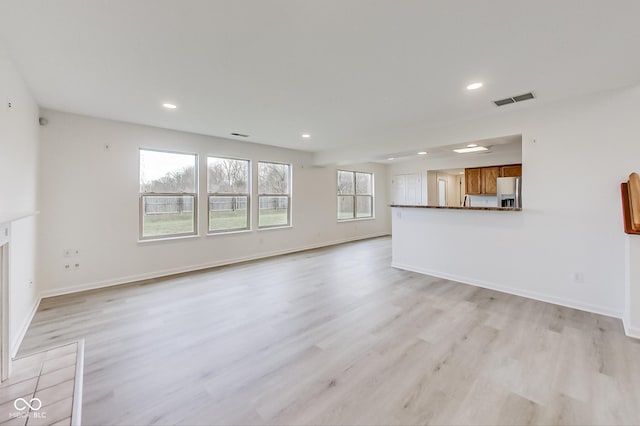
<box><xmin>18</xmin><ymin>237</ymin><xmax>640</xmax><ymax>425</ymax></box>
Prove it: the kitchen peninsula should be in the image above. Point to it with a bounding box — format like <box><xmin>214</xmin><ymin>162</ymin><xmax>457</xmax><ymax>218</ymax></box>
<box><xmin>390</xmin><ymin>204</ymin><xmax>521</xmax><ymax>211</ymax></box>
<box><xmin>390</xmin><ymin>203</ymin><xmax>528</xmax><ymax>307</ymax></box>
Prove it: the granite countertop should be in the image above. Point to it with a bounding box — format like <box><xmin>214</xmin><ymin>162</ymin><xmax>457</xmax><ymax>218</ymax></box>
<box><xmin>390</xmin><ymin>205</ymin><xmax>522</xmax><ymax>211</ymax></box>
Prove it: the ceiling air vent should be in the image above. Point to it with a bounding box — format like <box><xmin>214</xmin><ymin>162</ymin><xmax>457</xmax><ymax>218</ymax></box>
<box><xmin>494</xmin><ymin>92</ymin><xmax>535</xmax><ymax>107</ymax></box>
<box><xmin>230</xmin><ymin>132</ymin><xmax>249</xmax><ymax>137</ymax></box>
<box><xmin>494</xmin><ymin>98</ymin><xmax>515</xmax><ymax>106</ymax></box>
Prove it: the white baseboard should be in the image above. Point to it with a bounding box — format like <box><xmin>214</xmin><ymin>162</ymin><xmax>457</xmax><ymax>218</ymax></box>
<box><xmin>41</xmin><ymin>233</ymin><xmax>391</xmax><ymax>299</ymax></box>
<box><xmin>11</xmin><ymin>296</ymin><xmax>42</xmax><ymax>358</ymax></box>
<box><xmin>622</xmin><ymin>316</ymin><xmax>640</xmax><ymax>339</ymax></box>
<box><xmin>392</xmin><ymin>262</ymin><xmax>622</xmax><ymax>320</ymax></box>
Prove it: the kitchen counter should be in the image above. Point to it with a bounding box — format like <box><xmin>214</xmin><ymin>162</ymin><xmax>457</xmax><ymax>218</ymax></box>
<box><xmin>390</xmin><ymin>204</ymin><xmax>521</xmax><ymax>211</ymax></box>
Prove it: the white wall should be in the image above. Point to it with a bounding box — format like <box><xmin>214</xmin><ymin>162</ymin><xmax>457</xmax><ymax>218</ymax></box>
<box><xmin>390</xmin><ymin>84</ymin><xmax>640</xmax><ymax>318</ymax></box>
<box><xmin>0</xmin><ymin>45</ymin><xmax>40</xmax><ymax>354</ymax></box>
<box><xmin>37</xmin><ymin>111</ymin><xmax>391</xmax><ymax>296</ymax></box>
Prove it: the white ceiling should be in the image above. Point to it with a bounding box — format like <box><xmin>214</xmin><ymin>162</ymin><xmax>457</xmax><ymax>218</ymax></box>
<box><xmin>381</xmin><ymin>134</ymin><xmax>521</xmax><ymax>163</ymax></box>
<box><xmin>1</xmin><ymin>1</ymin><xmax>640</xmax><ymax>157</ymax></box>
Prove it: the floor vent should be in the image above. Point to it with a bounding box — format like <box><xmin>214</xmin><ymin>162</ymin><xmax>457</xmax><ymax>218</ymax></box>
<box><xmin>494</xmin><ymin>92</ymin><xmax>535</xmax><ymax>107</ymax></box>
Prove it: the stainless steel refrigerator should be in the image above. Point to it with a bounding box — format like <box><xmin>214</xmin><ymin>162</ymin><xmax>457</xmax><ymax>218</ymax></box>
<box><xmin>496</xmin><ymin>177</ymin><xmax>522</xmax><ymax>208</ymax></box>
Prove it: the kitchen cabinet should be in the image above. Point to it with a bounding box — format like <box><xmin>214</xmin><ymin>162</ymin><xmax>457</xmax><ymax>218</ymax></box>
<box><xmin>465</xmin><ymin>168</ymin><xmax>482</xmax><ymax>195</ymax></box>
<box><xmin>481</xmin><ymin>167</ymin><xmax>500</xmax><ymax>194</ymax></box>
<box><xmin>465</xmin><ymin>163</ymin><xmax>521</xmax><ymax>195</ymax></box>
<box><xmin>500</xmin><ymin>164</ymin><xmax>522</xmax><ymax>178</ymax></box>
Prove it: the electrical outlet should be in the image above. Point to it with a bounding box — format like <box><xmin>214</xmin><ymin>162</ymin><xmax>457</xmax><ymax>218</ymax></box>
<box><xmin>73</xmin><ymin>262</ymin><xmax>80</xmax><ymax>270</ymax></box>
<box><xmin>64</xmin><ymin>263</ymin><xmax>71</xmax><ymax>271</ymax></box>
<box><xmin>104</xmin><ymin>144</ymin><xmax>111</xmax><ymax>151</ymax></box>
<box><xmin>63</xmin><ymin>249</ymin><xmax>72</xmax><ymax>257</ymax></box>
<box><xmin>74</xmin><ymin>249</ymin><xmax>80</xmax><ymax>257</ymax></box>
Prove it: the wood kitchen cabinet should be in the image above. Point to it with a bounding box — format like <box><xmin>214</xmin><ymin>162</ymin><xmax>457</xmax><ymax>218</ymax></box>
<box><xmin>465</xmin><ymin>168</ymin><xmax>482</xmax><ymax>195</ymax></box>
<box><xmin>500</xmin><ymin>164</ymin><xmax>522</xmax><ymax>178</ymax></box>
<box><xmin>481</xmin><ymin>167</ymin><xmax>500</xmax><ymax>194</ymax></box>
<box><xmin>464</xmin><ymin>163</ymin><xmax>521</xmax><ymax>195</ymax></box>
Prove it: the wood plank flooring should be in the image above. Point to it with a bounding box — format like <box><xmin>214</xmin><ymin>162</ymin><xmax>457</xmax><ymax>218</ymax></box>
<box><xmin>17</xmin><ymin>236</ymin><xmax>640</xmax><ymax>425</ymax></box>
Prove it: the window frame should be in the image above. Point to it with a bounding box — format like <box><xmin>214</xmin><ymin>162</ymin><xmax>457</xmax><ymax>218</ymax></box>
<box><xmin>206</xmin><ymin>156</ymin><xmax>252</xmax><ymax>234</ymax></box>
<box><xmin>257</xmin><ymin>161</ymin><xmax>292</xmax><ymax>229</ymax></box>
<box><xmin>337</xmin><ymin>169</ymin><xmax>374</xmax><ymax>221</ymax></box>
<box><xmin>138</xmin><ymin>148</ymin><xmax>199</xmax><ymax>241</ymax></box>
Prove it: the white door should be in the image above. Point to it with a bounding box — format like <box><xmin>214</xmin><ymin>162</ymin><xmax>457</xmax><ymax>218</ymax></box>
<box><xmin>392</xmin><ymin>175</ymin><xmax>406</xmax><ymax>204</ymax></box>
<box><xmin>438</xmin><ymin>179</ymin><xmax>447</xmax><ymax>206</ymax></box>
<box><xmin>393</xmin><ymin>174</ymin><xmax>421</xmax><ymax>205</ymax></box>
<box><xmin>405</xmin><ymin>174</ymin><xmax>421</xmax><ymax>205</ymax></box>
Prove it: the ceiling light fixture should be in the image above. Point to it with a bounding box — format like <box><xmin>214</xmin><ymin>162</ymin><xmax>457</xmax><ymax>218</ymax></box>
<box><xmin>162</xmin><ymin>103</ymin><xmax>177</xmax><ymax>109</ymax></box>
<box><xmin>387</xmin><ymin>157</ymin><xmax>395</xmax><ymax>160</ymax></box>
<box><xmin>301</xmin><ymin>134</ymin><xmax>311</xmax><ymax>138</ymax></box>
<box><xmin>466</xmin><ymin>82</ymin><xmax>483</xmax><ymax>90</ymax></box>
<box><xmin>417</xmin><ymin>151</ymin><xmax>427</xmax><ymax>155</ymax></box>
<box><xmin>467</xmin><ymin>144</ymin><xmax>478</xmax><ymax>147</ymax></box>
<box><xmin>453</xmin><ymin>146</ymin><xmax>489</xmax><ymax>154</ymax></box>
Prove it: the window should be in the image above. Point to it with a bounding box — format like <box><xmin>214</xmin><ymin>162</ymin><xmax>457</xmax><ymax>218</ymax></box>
<box><xmin>207</xmin><ymin>157</ymin><xmax>250</xmax><ymax>232</ymax></box>
<box><xmin>258</xmin><ymin>162</ymin><xmax>291</xmax><ymax>228</ymax></box>
<box><xmin>337</xmin><ymin>170</ymin><xmax>373</xmax><ymax>220</ymax></box>
<box><xmin>139</xmin><ymin>149</ymin><xmax>198</xmax><ymax>239</ymax></box>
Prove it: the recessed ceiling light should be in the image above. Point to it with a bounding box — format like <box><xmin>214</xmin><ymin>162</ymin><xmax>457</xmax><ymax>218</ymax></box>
<box><xmin>162</xmin><ymin>103</ymin><xmax>177</xmax><ymax>109</ymax></box>
<box><xmin>417</xmin><ymin>151</ymin><xmax>427</xmax><ymax>155</ymax></box>
<box><xmin>301</xmin><ymin>134</ymin><xmax>311</xmax><ymax>138</ymax></box>
<box><xmin>387</xmin><ymin>157</ymin><xmax>395</xmax><ymax>160</ymax></box>
<box><xmin>453</xmin><ymin>146</ymin><xmax>489</xmax><ymax>153</ymax></box>
<box><xmin>467</xmin><ymin>144</ymin><xmax>478</xmax><ymax>147</ymax></box>
<box><xmin>466</xmin><ymin>82</ymin><xmax>483</xmax><ymax>90</ymax></box>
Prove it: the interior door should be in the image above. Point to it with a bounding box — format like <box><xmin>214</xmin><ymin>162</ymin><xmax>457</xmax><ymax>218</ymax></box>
<box><xmin>438</xmin><ymin>179</ymin><xmax>447</xmax><ymax>206</ymax></box>
<box><xmin>392</xmin><ymin>175</ymin><xmax>406</xmax><ymax>204</ymax></box>
<box><xmin>405</xmin><ymin>174</ymin><xmax>421</xmax><ymax>205</ymax></box>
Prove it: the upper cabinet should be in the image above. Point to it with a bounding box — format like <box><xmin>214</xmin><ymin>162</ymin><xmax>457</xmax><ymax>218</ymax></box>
<box><xmin>481</xmin><ymin>167</ymin><xmax>500</xmax><ymax>194</ymax></box>
<box><xmin>500</xmin><ymin>164</ymin><xmax>522</xmax><ymax>178</ymax></box>
<box><xmin>465</xmin><ymin>164</ymin><xmax>521</xmax><ymax>195</ymax></box>
<box><xmin>465</xmin><ymin>168</ymin><xmax>482</xmax><ymax>195</ymax></box>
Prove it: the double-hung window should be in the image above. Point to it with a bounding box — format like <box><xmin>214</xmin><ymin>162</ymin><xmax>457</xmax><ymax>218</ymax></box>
<box><xmin>337</xmin><ymin>170</ymin><xmax>374</xmax><ymax>220</ymax></box>
<box><xmin>258</xmin><ymin>161</ymin><xmax>291</xmax><ymax>228</ymax></box>
<box><xmin>207</xmin><ymin>157</ymin><xmax>250</xmax><ymax>233</ymax></box>
<box><xmin>139</xmin><ymin>149</ymin><xmax>198</xmax><ymax>239</ymax></box>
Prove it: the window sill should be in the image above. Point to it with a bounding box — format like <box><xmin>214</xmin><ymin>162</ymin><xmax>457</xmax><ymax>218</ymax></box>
<box><xmin>337</xmin><ymin>217</ymin><xmax>376</xmax><ymax>223</ymax></box>
<box><xmin>137</xmin><ymin>234</ymin><xmax>200</xmax><ymax>244</ymax></box>
<box><xmin>257</xmin><ymin>225</ymin><xmax>293</xmax><ymax>231</ymax></box>
<box><xmin>207</xmin><ymin>229</ymin><xmax>253</xmax><ymax>236</ymax></box>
